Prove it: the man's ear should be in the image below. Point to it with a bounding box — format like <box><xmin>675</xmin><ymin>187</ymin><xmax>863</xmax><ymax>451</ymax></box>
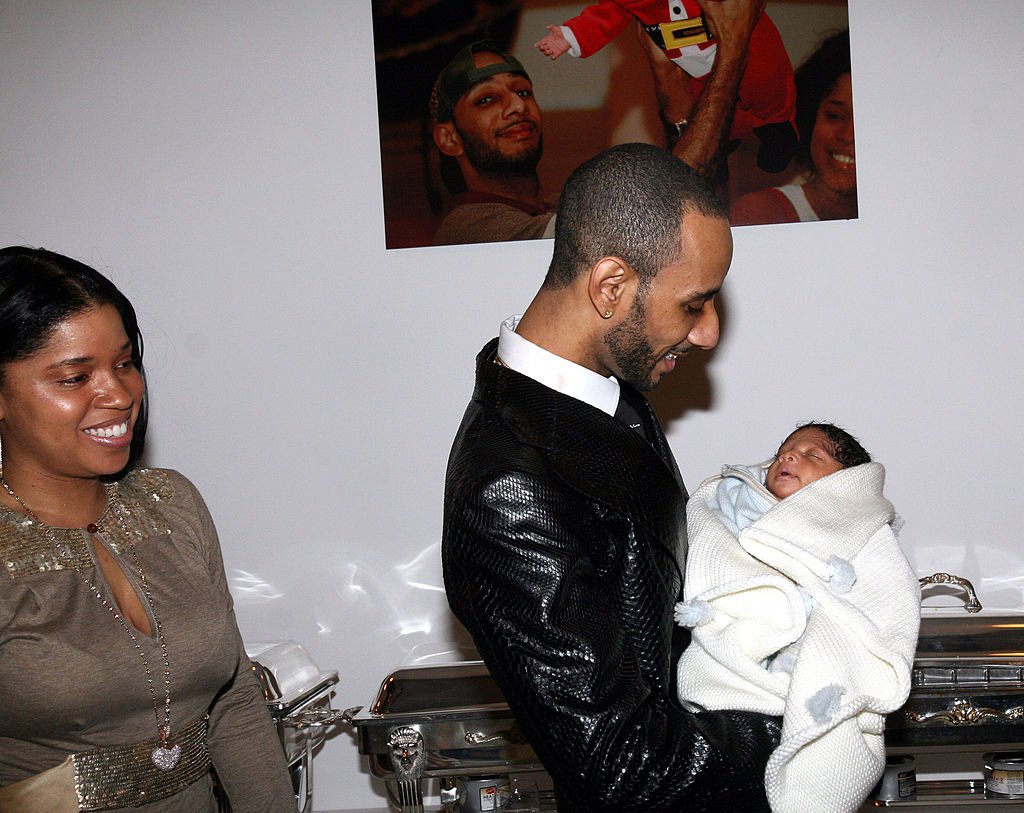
<box><xmin>433</xmin><ymin>123</ymin><xmax>464</xmax><ymax>158</ymax></box>
<box><xmin>587</xmin><ymin>256</ymin><xmax>635</xmax><ymax>320</ymax></box>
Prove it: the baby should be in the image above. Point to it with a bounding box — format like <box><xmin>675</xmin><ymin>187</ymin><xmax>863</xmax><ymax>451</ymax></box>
<box><xmin>675</xmin><ymin>422</ymin><xmax>920</xmax><ymax>813</ymax></box>
<box><xmin>707</xmin><ymin>423</ymin><xmax>869</xmax><ymax>536</ymax></box>
<box><xmin>535</xmin><ymin>0</ymin><xmax>798</xmax><ymax>171</ymax></box>
<box><xmin>766</xmin><ymin>423</ymin><xmax>858</xmax><ymax>497</ymax></box>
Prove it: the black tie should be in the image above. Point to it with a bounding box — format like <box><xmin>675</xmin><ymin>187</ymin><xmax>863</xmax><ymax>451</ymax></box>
<box><xmin>614</xmin><ymin>385</ymin><xmax>651</xmax><ymax>442</ymax></box>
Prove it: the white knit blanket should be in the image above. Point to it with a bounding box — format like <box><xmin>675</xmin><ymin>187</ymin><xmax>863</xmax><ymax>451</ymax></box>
<box><xmin>676</xmin><ymin>462</ymin><xmax>920</xmax><ymax>813</ymax></box>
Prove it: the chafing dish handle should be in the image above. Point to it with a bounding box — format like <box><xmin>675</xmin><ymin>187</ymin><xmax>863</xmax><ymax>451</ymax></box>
<box><xmin>919</xmin><ymin>572</ymin><xmax>983</xmax><ymax>613</ymax></box>
<box><xmin>282</xmin><ymin>705</ymin><xmax>361</xmax><ymax>730</ymax></box>
<box><xmin>464</xmin><ymin>728</ymin><xmax>528</xmax><ymax>745</ymax></box>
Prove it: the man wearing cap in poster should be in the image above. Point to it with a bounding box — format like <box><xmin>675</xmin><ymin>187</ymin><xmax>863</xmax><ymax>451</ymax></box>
<box><xmin>430</xmin><ymin>42</ymin><xmax>554</xmax><ymax>245</ymax></box>
<box><xmin>429</xmin><ymin>0</ymin><xmax>768</xmax><ymax>246</ymax></box>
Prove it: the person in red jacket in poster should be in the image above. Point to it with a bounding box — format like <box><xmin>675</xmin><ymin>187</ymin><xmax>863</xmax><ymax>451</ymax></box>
<box><xmin>536</xmin><ymin>0</ymin><xmax>797</xmax><ymax>171</ymax></box>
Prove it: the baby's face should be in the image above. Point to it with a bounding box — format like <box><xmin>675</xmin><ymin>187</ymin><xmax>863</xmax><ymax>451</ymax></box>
<box><xmin>765</xmin><ymin>428</ymin><xmax>844</xmax><ymax>499</ymax></box>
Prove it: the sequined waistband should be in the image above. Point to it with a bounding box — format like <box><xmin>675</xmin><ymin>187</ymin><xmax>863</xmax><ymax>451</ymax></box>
<box><xmin>72</xmin><ymin>715</ymin><xmax>211</xmax><ymax>811</ymax></box>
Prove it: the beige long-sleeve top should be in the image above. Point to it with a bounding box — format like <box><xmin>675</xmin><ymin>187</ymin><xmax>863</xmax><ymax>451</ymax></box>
<box><xmin>0</xmin><ymin>468</ymin><xmax>295</xmax><ymax>812</ymax></box>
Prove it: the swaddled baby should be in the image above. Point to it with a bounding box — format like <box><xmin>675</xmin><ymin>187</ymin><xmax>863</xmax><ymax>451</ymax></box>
<box><xmin>675</xmin><ymin>422</ymin><xmax>920</xmax><ymax>813</ymax></box>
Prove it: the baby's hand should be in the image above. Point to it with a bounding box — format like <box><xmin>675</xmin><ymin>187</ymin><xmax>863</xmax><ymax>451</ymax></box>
<box><xmin>535</xmin><ymin>25</ymin><xmax>570</xmax><ymax>59</ymax></box>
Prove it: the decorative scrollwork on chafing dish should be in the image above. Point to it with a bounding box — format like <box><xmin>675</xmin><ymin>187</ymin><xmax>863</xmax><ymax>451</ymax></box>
<box><xmin>906</xmin><ymin>697</ymin><xmax>1024</xmax><ymax>726</ymax></box>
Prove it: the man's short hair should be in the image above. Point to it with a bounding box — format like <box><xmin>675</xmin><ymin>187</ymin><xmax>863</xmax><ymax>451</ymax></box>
<box><xmin>545</xmin><ymin>143</ymin><xmax>728</xmax><ymax>289</ymax></box>
<box><xmin>429</xmin><ymin>40</ymin><xmax>529</xmax><ymax>125</ymax></box>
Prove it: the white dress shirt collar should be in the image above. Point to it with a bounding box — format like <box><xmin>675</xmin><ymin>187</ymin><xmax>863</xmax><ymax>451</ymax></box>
<box><xmin>497</xmin><ymin>315</ymin><xmax>620</xmax><ymax>417</ymax></box>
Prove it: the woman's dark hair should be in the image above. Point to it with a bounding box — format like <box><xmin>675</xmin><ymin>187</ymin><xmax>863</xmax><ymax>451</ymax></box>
<box><xmin>0</xmin><ymin>246</ymin><xmax>148</xmax><ymax>472</ymax></box>
<box><xmin>788</xmin><ymin>421</ymin><xmax>870</xmax><ymax>468</ymax></box>
<box><xmin>794</xmin><ymin>29</ymin><xmax>852</xmax><ymax>166</ymax></box>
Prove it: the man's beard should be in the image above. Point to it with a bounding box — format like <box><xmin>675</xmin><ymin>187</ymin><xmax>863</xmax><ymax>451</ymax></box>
<box><xmin>457</xmin><ymin>125</ymin><xmax>543</xmax><ymax>179</ymax></box>
<box><xmin>604</xmin><ymin>294</ymin><xmax>660</xmax><ymax>392</ymax></box>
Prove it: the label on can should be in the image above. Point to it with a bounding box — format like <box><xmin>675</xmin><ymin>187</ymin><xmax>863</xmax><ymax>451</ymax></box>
<box><xmin>458</xmin><ymin>776</ymin><xmax>510</xmax><ymax>813</ymax></box>
<box><xmin>988</xmin><ymin>769</ymin><xmax>1024</xmax><ymax>797</ymax></box>
<box><xmin>897</xmin><ymin>768</ymin><xmax>917</xmax><ymax>799</ymax></box>
<box><xmin>872</xmin><ymin>755</ymin><xmax>917</xmax><ymax>802</ymax></box>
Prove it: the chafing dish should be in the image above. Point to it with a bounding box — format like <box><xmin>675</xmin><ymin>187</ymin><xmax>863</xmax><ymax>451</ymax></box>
<box><xmin>864</xmin><ymin>574</ymin><xmax>1024</xmax><ymax>810</ymax></box>
<box><xmin>884</xmin><ymin>574</ymin><xmax>1024</xmax><ymax>750</ymax></box>
<box><xmin>245</xmin><ymin>640</ymin><xmax>340</xmax><ymax>813</ymax></box>
<box><xmin>347</xmin><ymin>661</ymin><xmax>545</xmax><ymax>812</ymax></box>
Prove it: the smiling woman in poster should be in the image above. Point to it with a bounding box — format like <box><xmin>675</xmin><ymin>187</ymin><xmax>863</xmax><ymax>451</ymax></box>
<box><xmin>730</xmin><ymin>30</ymin><xmax>856</xmax><ymax>225</ymax></box>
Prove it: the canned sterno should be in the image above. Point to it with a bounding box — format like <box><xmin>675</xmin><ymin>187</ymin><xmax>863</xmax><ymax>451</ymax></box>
<box><xmin>985</xmin><ymin>753</ymin><xmax>1024</xmax><ymax>799</ymax></box>
<box><xmin>871</xmin><ymin>755</ymin><xmax>917</xmax><ymax>802</ymax></box>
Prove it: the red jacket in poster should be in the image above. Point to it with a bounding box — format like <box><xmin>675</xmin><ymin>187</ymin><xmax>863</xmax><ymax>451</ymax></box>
<box><xmin>561</xmin><ymin>0</ymin><xmax>796</xmax><ymax>140</ymax></box>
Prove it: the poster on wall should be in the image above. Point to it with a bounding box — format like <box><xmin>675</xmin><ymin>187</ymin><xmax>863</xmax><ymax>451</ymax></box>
<box><xmin>372</xmin><ymin>0</ymin><xmax>854</xmax><ymax>250</ymax></box>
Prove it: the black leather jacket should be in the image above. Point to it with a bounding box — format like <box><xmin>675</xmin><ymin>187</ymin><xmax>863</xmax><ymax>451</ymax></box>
<box><xmin>442</xmin><ymin>341</ymin><xmax>780</xmax><ymax>812</ymax></box>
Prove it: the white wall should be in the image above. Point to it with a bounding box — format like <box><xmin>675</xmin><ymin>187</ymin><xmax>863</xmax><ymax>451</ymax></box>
<box><xmin>2</xmin><ymin>1</ymin><xmax>1023</xmax><ymax>809</ymax></box>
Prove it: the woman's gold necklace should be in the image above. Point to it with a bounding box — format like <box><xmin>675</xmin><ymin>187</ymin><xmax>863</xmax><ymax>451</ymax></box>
<box><xmin>0</xmin><ymin>477</ymin><xmax>180</xmax><ymax>771</ymax></box>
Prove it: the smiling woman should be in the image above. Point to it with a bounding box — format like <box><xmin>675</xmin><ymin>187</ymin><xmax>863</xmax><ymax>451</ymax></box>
<box><xmin>729</xmin><ymin>29</ymin><xmax>856</xmax><ymax>225</ymax></box>
<box><xmin>0</xmin><ymin>249</ymin><xmax>150</xmax><ymax>484</ymax></box>
<box><xmin>0</xmin><ymin>305</ymin><xmax>144</xmax><ymax>497</ymax></box>
<box><xmin>0</xmin><ymin>247</ymin><xmax>295</xmax><ymax>812</ymax></box>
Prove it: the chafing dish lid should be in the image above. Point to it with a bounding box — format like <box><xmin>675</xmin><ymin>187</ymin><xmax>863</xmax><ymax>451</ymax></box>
<box><xmin>916</xmin><ymin>613</ymin><xmax>1024</xmax><ymax>660</ymax></box>
<box><xmin>246</xmin><ymin>640</ymin><xmax>339</xmax><ymax>715</ymax></box>
<box><xmin>358</xmin><ymin>660</ymin><xmax>509</xmax><ymax>718</ymax></box>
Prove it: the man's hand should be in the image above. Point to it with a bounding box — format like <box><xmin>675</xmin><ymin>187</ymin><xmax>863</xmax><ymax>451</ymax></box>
<box><xmin>635</xmin><ymin>21</ymin><xmax>696</xmax><ymax>136</ymax></box>
<box><xmin>671</xmin><ymin>0</ymin><xmax>764</xmax><ymax>179</ymax></box>
<box><xmin>696</xmin><ymin>0</ymin><xmax>766</xmax><ymax>64</ymax></box>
